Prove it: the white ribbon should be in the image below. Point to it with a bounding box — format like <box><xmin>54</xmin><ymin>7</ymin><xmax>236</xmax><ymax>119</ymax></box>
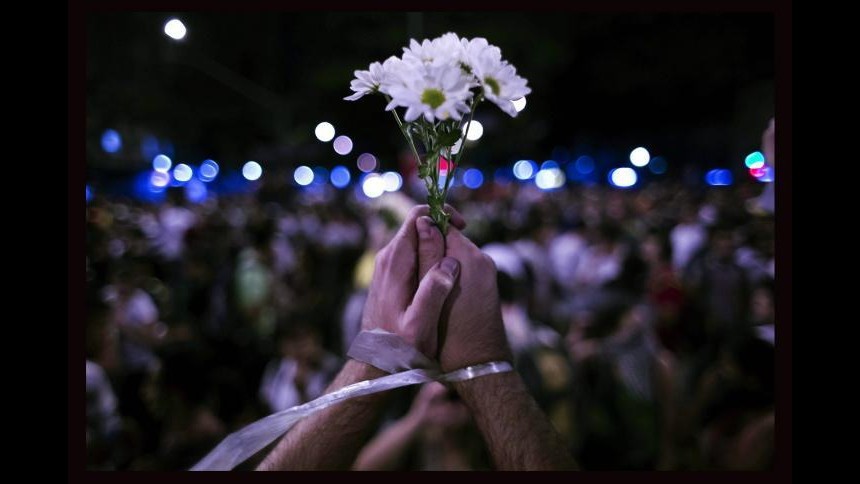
<box><xmin>190</xmin><ymin>330</ymin><xmax>512</xmax><ymax>471</ymax></box>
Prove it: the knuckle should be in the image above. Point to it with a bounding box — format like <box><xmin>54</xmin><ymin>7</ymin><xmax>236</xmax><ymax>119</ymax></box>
<box><xmin>407</xmin><ymin>205</ymin><xmax>429</xmax><ymax>221</ymax></box>
<box><xmin>430</xmin><ymin>271</ymin><xmax>454</xmax><ymax>293</ymax></box>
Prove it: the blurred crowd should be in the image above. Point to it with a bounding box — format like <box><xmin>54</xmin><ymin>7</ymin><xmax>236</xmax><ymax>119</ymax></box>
<box><xmin>85</xmin><ymin>174</ymin><xmax>775</xmax><ymax>470</ymax></box>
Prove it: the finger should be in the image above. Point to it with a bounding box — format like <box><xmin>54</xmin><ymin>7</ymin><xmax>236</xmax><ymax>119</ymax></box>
<box><xmin>443</xmin><ymin>204</ymin><xmax>467</xmax><ymax>230</ymax></box>
<box><xmin>403</xmin><ymin>257</ymin><xmax>461</xmax><ymax>358</ymax></box>
<box><xmin>443</xmin><ymin>224</ymin><xmax>481</xmax><ymax>258</ymax></box>
<box><xmin>377</xmin><ymin>205</ymin><xmax>431</xmax><ymax>307</ymax></box>
<box><xmin>384</xmin><ymin>205</ymin><xmax>466</xmax><ymax>303</ymax></box>
<box><xmin>416</xmin><ymin>216</ymin><xmax>445</xmax><ymax>280</ymax></box>
<box><xmin>390</xmin><ymin>205</ymin><xmax>466</xmax><ymax>252</ymax></box>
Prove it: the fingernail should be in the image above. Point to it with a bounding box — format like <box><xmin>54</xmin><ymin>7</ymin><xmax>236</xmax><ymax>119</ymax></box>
<box><xmin>440</xmin><ymin>257</ymin><xmax>460</xmax><ymax>278</ymax></box>
<box><xmin>417</xmin><ymin>216</ymin><xmax>433</xmax><ymax>239</ymax></box>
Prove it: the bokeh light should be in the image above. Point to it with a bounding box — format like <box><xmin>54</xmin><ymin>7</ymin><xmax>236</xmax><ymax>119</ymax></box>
<box><xmin>330</xmin><ymin>165</ymin><xmax>351</xmax><ymax>188</ymax></box>
<box><xmin>362</xmin><ymin>174</ymin><xmax>385</xmax><ymax>198</ymax></box>
<box><xmin>649</xmin><ymin>156</ymin><xmax>667</xmax><ymax>174</ymax></box>
<box><xmin>513</xmin><ymin>160</ymin><xmax>537</xmax><ymax>180</ymax></box>
<box><xmin>745</xmin><ymin>151</ymin><xmax>766</xmax><ymax>169</ymax></box>
<box><xmin>535</xmin><ymin>168</ymin><xmax>565</xmax><ymax>190</ymax></box>
<box><xmin>357</xmin><ymin>153</ymin><xmax>377</xmax><ymax>173</ymax></box>
<box><xmin>575</xmin><ymin>155</ymin><xmax>595</xmax><ymax>174</ymax></box>
<box><xmin>101</xmin><ymin>129</ymin><xmax>122</xmax><ymax>153</ymax></box>
<box><xmin>512</xmin><ymin>97</ymin><xmax>527</xmax><ymax>112</ymax></box>
<box><xmin>609</xmin><ymin>167</ymin><xmax>637</xmax><ymax>188</ymax></box>
<box><xmin>313</xmin><ymin>166</ymin><xmax>329</xmax><ymax>185</ymax></box>
<box><xmin>463</xmin><ymin>120</ymin><xmax>483</xmax><ymax>141</ymax></box>
<box><xmin>463</xmin><ymin>168</ymin><xmax>484</xmax><ymax>189</ymax></box>
<box><xmin>382</xmin><ymin>171</ymin><xmax>402</xmax><ymax>192</ymax></box>
<box><xmin>173</xmin><ymin>163</ymin><xmax>193</xmax><ymax>182</ymax></box>
<box><xmin>630</xmin><ymin>147</ymin><xmax>651</xmax><ymax>167</ymax></box>
<box><xmin>705</xmin><ymin>169</ymin><xmax>733</xmax><ymax>186</ymax></box>
<box><xmin>242</xmin><ymin>161</ymin><xmax>263</xmax><ymax>181</ymax></box>
<box><xmin>164</xmin><ymin>19</ymin><xmax>187</xmax><ymax>40</ymax></box>
<box><xmin>185</xmin><ymin>178</ymin><xmax>208</xmax><ymax>203</ymax></box>
<box><xmin>152</xmin><ymin>154</ymin><xmax>172</xmax><ymax>173</ymax></box>
<box><xmin>150</xmin><ymin>170</ymin><xmax>171</xmax><ymax>188</ymax></box>
<box><xmin>199</xmin><ymin>159</ymin><xmax>219</xmax><ymax>182</ymax></box>
<box><xmin>294</xmin><ymin>165</ymin><xmax>314</xmax><ymax>186</ymax></box>
<box><xmin>315</xmin><ymin>122</ymin><xmax>336</xmax><ymax>142</ymax></box>
<box><xmin>333</xmin><ymin>135</ymin><xmax>354</xmax><ymax>155</ymax></box>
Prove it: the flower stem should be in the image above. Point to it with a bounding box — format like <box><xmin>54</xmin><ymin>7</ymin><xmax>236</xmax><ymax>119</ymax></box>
<box><xmin>442</xmin><ymin>94</ymin><xmax>482</xmax><ymax>201</ymax></box>
<box><xmin>386</xmin><ymin>96</ymin><xmax>422</xmax><ymax>166</ymax></box>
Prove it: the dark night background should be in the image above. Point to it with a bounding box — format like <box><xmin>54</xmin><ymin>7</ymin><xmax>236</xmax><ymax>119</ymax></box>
<box><xmin>86</xmin><ymin>12</ymin><xmax>773</xmax><ymax>183</ymax></box>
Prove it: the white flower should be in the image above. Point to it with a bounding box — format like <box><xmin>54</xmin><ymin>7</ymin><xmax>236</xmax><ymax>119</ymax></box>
<box><xmin>384</xmin><ymin>63</ymin><xmax>473</xmax><ymax>122</ymax></box>
<box><xmin>461</xmin><ymin>37</ymin><xmax>531</xmax><ymax>117</ymax></box>
<box><xmin>344</xmin><ymin>56</ymin><xmax>404</xmax><ymax>101</ymax></box>
<box><xmin>401</xmin><ymin>32</ymin><xmax>464</xmax><ymax>69</ymax></box>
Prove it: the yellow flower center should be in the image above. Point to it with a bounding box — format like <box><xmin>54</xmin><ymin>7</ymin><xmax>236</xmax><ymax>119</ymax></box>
<box><xmin>421</xmin><ymin>88</ymin><xmax>446</xmax><ymax>109</ymax></box>
<box><xmin>484</xmin><ymin>77</ymin><xmax>501</xmax><ymax>96</ymax></box>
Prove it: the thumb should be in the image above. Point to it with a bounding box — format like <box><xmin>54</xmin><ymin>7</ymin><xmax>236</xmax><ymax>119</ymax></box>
<box><xmin>416</xmin><ymin>216</ymin><xmax>445</xmax><ymax>280</ymax></box>
<box><xmin>403</xmin><ymin>257</ymin><xmax>460</xmax><ymax>358</ymax></box>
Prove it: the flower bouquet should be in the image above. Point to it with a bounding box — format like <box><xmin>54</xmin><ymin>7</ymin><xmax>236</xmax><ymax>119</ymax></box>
<box><xmin>345</xmin><ymin>32</ymin><xmax>530</xmax><ymax>234</ymax></box>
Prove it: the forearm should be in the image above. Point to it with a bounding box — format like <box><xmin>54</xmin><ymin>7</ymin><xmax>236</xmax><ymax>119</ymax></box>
<box><xmin>454</xmin><ymin>371</ymin><xmax>577</xmax><ymax>470</ymax></box>
<box><xmin>257</xmin><ymin>359</ymin><xmax>388</xmax><ymax>470</ymax></box>
<box><xmin>352</xmin><ymin>413</ymin><xmax>422</xmax><ymax>470</ymax></box>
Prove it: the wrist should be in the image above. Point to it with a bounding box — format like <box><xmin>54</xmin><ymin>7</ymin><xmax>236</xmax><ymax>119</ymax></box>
<box><xmin>342</xmin><ymin>358</ymin><xmax>388</xmax><ymax>383</ymax></box>
<box><xmin>452</xmin><ymin>368</ymin><xmax>520</xmax><ymax>399</ymax></box>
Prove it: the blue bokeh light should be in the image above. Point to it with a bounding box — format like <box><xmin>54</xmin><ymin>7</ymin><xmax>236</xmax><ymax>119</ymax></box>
<box><xmin>312</xmin><ymin>167</ymin><xmax>329</xmax><ymax>185</ymax></box>
<box><xmin>463</xmin><ymin>168</ymin><xmax>484</xmax><ymax>189</ymax></box>
<box><xmin>101</xmin><ymin>129</ymin><xmax>122</xmax><ymax>153</ymax></box>
<box><xmin>649</xmin><ymin>156</ymin><xmax>667</xmax><ymax>174</ymax></box>
<box><xmin>185</xmin><ymin>178</ymin><xmax>208</xmax><ymax>203</ymax></box>
<box><xmin>330</xmin><ymin>165</ymin><xmax>351</xmax><ymax>188</ymax></box>
<box><xmin>199</xmin><ymin>159</ymin><xmax>219</xmax><ymax>182</ymax></box>
<box><xmin>575</xmin><ymin>156</ymin><xmax>595</xmax><ymax>174</ymax></box>
<box><xmin>705</xmin><ymin>169</ymin><xmax>733</xmax><ymax>186</ymax></box>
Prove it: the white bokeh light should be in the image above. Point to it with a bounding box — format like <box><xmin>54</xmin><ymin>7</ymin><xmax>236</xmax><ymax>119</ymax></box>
<box><xmin>512</xmin><ymin>97</ymin><xmax>527</xmax><ymax>112</ymax></box>
<box><xmin>333</xmin><ymin>135</ymin><xmax>354</xmax><ymax>155</ymax></box>
<box><xmin>535</xmin><ymin>168</ymin><xmax>565</xmax><ymax>190</ymax></box>
<box><xmin>362</xmin><ymin>174</ymin><xmax>386</xmax><ymax>198</ymax></box>
<box><xmin>152</xmin><ymin>154</ymin><xmax>172</xmax><ymax>173</ymax></box>
<box><xmin>513</xmin><ymin>160</ymin><xmax>536</xmax><ymax>180</ymax></box>
<box><xmin>610</xmin><ymin>167</ymin><xmax>638</xmax><ymax>188</ymax></box>
<box><xmin>242</xmin><ymin>161</ymin><xmax>263</xmax><ymax>181</ymax></box>
<box><xmin>151</xmin><ymin>171</ymin><xmax>171</xmax><ymax>188</ymax></box>
<box><xmin>164</xmin><ymin>19</ymin><xmax>187</xmax><ymax>40</ymax></box>
<box><xmin>293</xmin><ymin>165</ymin><xmax>314</xmax><ymax>186</ymax></box>
<box><xmin>382</xmin><ymin>171</ymin><xmax>402</xmax><ymax>192</ymax></box>
<box><xmin>629</xmin><ymin>147</ymin><xmax>651</xmax><ymax>167</ymax></box>
<box><xmin>315</xmin><ymin>122</ymin><xmax>336</xmax><ymax>142</ymax></box>
<box><xmin>173</xmin><ymin>163</ymin><xmax>193</xmax><ymax>182</ymax></box>
<box><xmin>463</xmin><ymin>120</ymin><xmax>484</xmax><ymax>141</ymax></box>
<box><xmin>451</xmin><ymin>138</ymin><xmax>463</xmax><ymax>155</ymax></box>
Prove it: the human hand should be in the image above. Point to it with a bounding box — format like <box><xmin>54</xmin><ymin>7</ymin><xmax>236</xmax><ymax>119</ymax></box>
<box><xmin>361</xmin><ymin>205</ymin><xmax>466</xmax><ymax>358</ymax></box>
<box><xmin>435</xmin><ymin>226</ymin><xmax>512</xmax><ymax>372</ymax></box>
